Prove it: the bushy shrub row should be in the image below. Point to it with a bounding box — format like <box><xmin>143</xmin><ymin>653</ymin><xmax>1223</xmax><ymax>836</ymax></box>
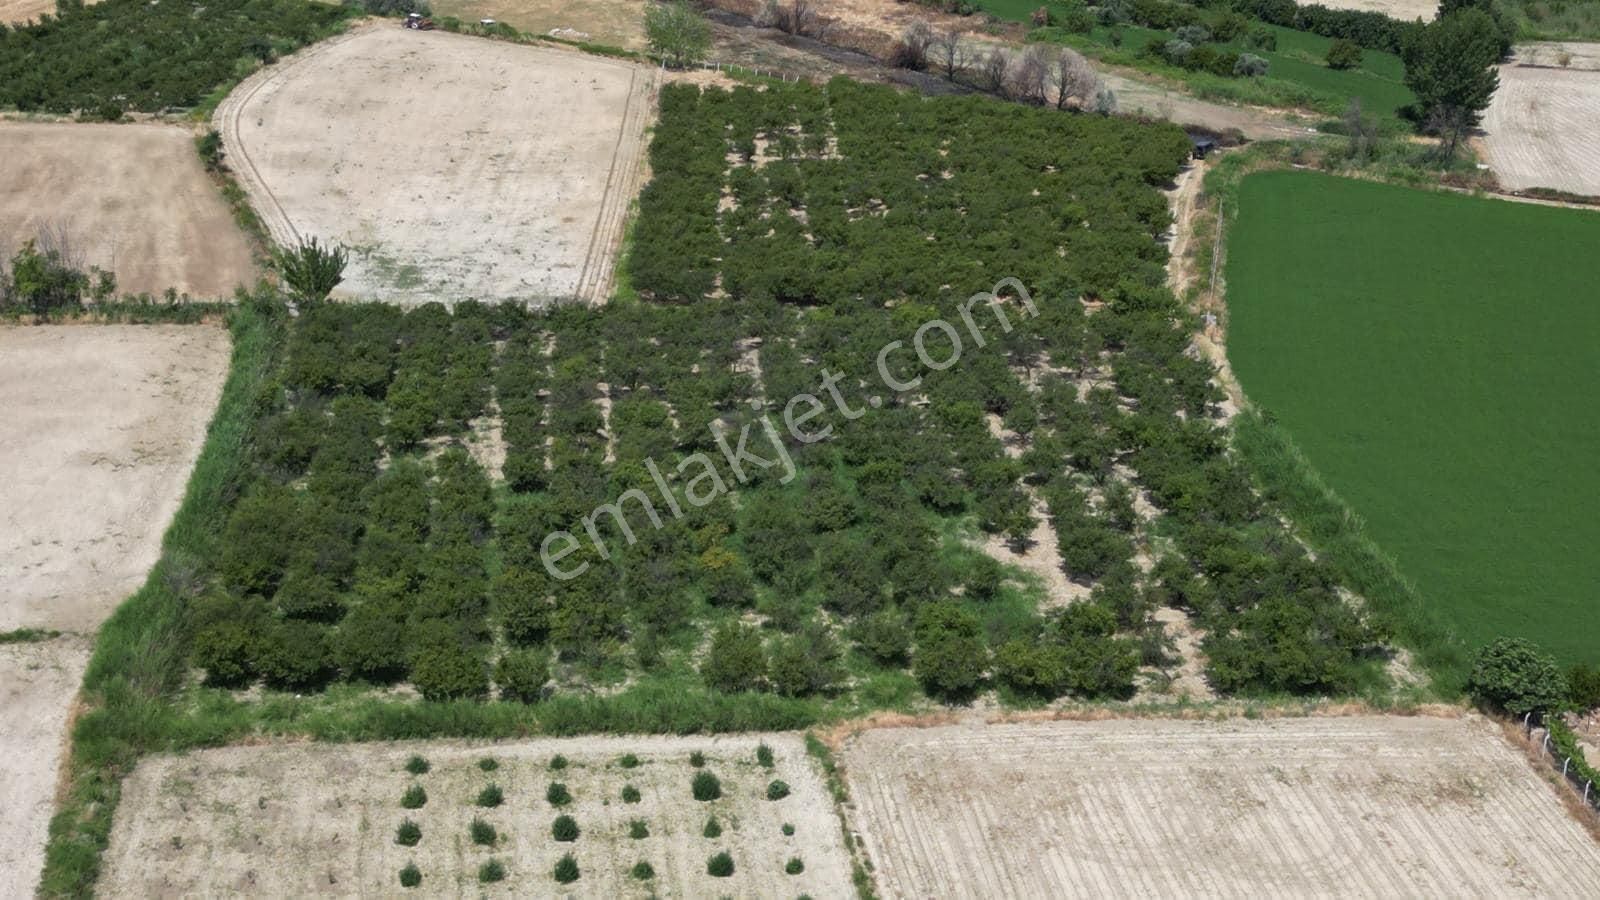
<box><xmin>187</xmin><ymin>77</ymin><xmax>1391</xmax><ymax>706</ymax></box>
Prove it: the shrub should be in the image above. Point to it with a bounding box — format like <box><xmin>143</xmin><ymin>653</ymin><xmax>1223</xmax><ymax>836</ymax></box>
<box><xmin>547</xmin><ymin>782</ymin><xmax>572</xmax><ymax>806</ymax></box>
<box><xmin>786</xmin><ymin>856</ymin><xmax>805</xmax><ymax>875</ymax></box>
<box><xmin>1326</xmin><ymin>38</ymin><xmax>1362</xmax><ymax>70</ymax></box>
<box><xmin>478</xmin><ymin>859</ymin><xmax>506</xmax><ymax>883</ymax></box>
<box><xmin>689</xmin><ymin>750</ymin><xmax>706</xmax><ymax>768</ymax></box>
<box><xmin>475</xmin><ymin>784</ymin><xmax>503</xmax><ymax>808</ymax></box>
<box><xmin>1466</xmin><ymin>638</ymin><xmax>1567</xmax><ymax>716</ymax></box>
<box><xmin>782</xmin><ymin>822</ymin><xmax>795</xmax><ymax>836</ymax></box>
<box><xmin>700</xmin><ymin>622</ymin><xmax>767</xmax><ymax>692</ymax></box>
<box><xmin>629</xmin><ymin>818</ymin><xmax>650</xmax><ymax>839</ymax></box>
<box><xmin>631</xmin><ymin>860</ymin><xmax>655</xmax><ymax>880</ymax></box>
<box><xmin>553</xmin><ymin>853</ymin><xmax>580</xmax><ymax>884</ymax></box>
<box><xmin>400</xmin><ymin>784</ymin><xmax>427</xmax><ymax>809</ymax></box>
<box><xmin>477</xmin><ymin>757</ymin><xmax>498</xmax><ymax>772</ymax></box>
<box><xmin>469</xmin><ymin>817</ymin><xmax>497</xmax><ymax>846</ymax></box>
<box><xmin>1569</xmin><ymin>662</ymin><xmax>1600</xmax><ymax>711</ymax></box>
<box><xmin>619</xmin><ymin>753</ymin><xmax>640</xmax><ymax>768</ymax></box>
<box><xmin>854</xmin><ymin>608</ymin><xmax>912</xmax><ymax>666</ymax></box>
<box><xmin>622</xmin><ymin>785</ymin><xmax>641</xmax><ymax>803</ymax></box>
<box><xmin>1234</xmin><ymin>53</ymin><xmax>1269</xmax><ymax>77</ymax></box>
<box><xmin>409</xmin><ymin>640</ymin><xmax>488</xmax><ymax>702</ymax></box>
<box><xmin>703</xmin><ymin>816</ymin><xmax>722</xmax><ymax>838</ymax></box>
<box><xmin>549</xmin><ymin>754</ymin><xmax>569</xmax><ymax>770</ymax></box>
<box><xmin>707</xmin><ymin>851</ymin><xmax>735</xmax><ymax>877</ymax></box>
<box><xmin>395</xmin><ymin>820</ymin><xmax>421</xmax><ymax>846</ymax></box>
<box><xmin>552</xmin><ymin>814</ymin><xmax>580</xmax><ymax>842</ymax></box>
<box><xmin>275</xmin><ymin>237</ymin><xmax>348</xmax><ymax>306</ymax></box>
<box><xmin>756</xmin><ymin>743</ymin><xmax>774</xmax><ymax>768</ymax></box>
<box><xmin>913</xmin><ymin>602</ymin><xmax>988</xmax><ymax>700</ymax></box>
<box><xmin>766</xmin><ymin>779</ymin><xmax>791</xmax><ymax>800</ymax></box>
<box><xmin>404</xmin><ymin>755</ymin><xmax>430</xmax><ymax>775</ymax></box>
<box><xmin>692</xmin><ymin>770</ymin><xmax>722</xmax><ymax>801</ymax></box>
<box><xmin>398</xmin><ymin>862</ymin><xmax>421</xmax><ymax>888</ymax></box>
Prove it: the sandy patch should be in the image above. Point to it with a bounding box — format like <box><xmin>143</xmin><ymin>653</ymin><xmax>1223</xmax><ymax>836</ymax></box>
<box><xmin>0</xmin><ymin>635</ymin><xmax>93</xmax><ymax>899</ymax></box>
<box><xmin>841</xmin><ymin>715</ymin><xmax>1600</xmax><ymax>898</ymax></box>
<box><xmin>0</xmin><ymin>325</ymin><xmax>231</xmax><ymax>630</ymax></box>
<box><xmin>0</xmin><ymin>122</ymin><xmax>257</xmax><ymax>298</ymax></box>
<box><xmin>0</xmin><ymin>0</ymin><xmax>83</xmax><ymax>24</ymax></box>
<box><xmin>101</xmin><ymin>734</ymin><xmax>851</xmax><ymax>896</ymax></box>
<box><xmin>1482</xmin><ymin>55</ymin><xmax>1600</xmax><ymax>197</ymax></box>
<box><xmin>217</xmin><ymin>26</ymin><xmax>656</xmax><ymax>304</ymax></box>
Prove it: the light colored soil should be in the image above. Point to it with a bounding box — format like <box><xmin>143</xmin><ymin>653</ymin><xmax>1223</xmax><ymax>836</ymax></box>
<box><xmin>100</xmin><ymin>734</ymin><xmax>852</xmax><ymax>897</ymax></box>
<box><xmin>841</xmin><ymin>715</ymin><xmax>1600</xmax><ymax>898</ymax></box>
<box><xmin>0</xmin><ymin>635</ymin><xmax>93</xmax><ymax>899</ymax></box>
<box><xmin>0</xmin><ymin>324</ymin><xmax>228</xmax><ymax>898</ymax></box>
<box><xmin>1303</xmin><ymin>0</ymin><xmax>1435</xmax><ymax>20</ymax></box>
<box><xmin>1511</xmin><ymin>41</ymin><xmax>1600</xmax><ymax>71</ymax></box>
<box><xmin>1482</xmin><ymin>56</ymin><xmax>1600</xmax><ymax>197</ymax></box>
<box><xmin>217</xmin><ymin>25</ymin><xmax>656</xmax><ymax>304</ymax></box>
<box><xmin>0</xmin><ymin>325</ymin><xmax>231</xmax><ymax>631</ymax></box>
<box><xmin>0</xmin><ymin>0</ymin><xmax>71</xmax><ymax>24</ymax></box>
<box><xmin>0</xmin><ymin>122</ymin><xmax>258</xmax><ymax>298</ymax></box>
<box><xmin>433</xmin><ymin>0</ymin><xmax>646</xmax><ymax>49</ymax></box>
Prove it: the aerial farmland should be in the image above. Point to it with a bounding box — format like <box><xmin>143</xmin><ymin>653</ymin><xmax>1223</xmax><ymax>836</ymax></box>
<box><xmin>1</xmin><ymin>0</ymin><xmax>1597</xmax><ymax>896</ymax></box>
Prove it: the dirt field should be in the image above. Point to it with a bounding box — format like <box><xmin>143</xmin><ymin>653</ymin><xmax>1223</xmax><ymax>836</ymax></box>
<box><xmin>0</xmin><ymin>325</ymin><xmax>230</xmax><ymax>898</ymax></box>
<box><xmin>1482</xmin><ymin>54</ymin><xmax>1600</xmax><ymax>197</ymax></box>
<box><xmin>841</xmin><ymin>715</ymin><xmax>1600</xmax><ymax>897</ymax></box>
<box><xmin>1303</xmin><ymin>0</ymin><xmax>1435</xmax><ymax>20</ymax></box>
<box><xmin>0</xmin><ymin>122</ymin><xmax>258</xmax><ymax>298</ymax></box>
<box><xmin>218</xmin><ymin>26</ymin><xmax>655</xmax><ymax>305</ymax></box>
<box><xmin>101</xmin><ymin>734</ymin><xmax>852</xmax><ymax>896</ymax></box>
<box><xmin>433</xmin><ymin>0</ymin><xmax>645</xmax><ymax>48</ymax></box>
<box><xmin>0</xmin><ymin>634</ymin><xmax>93</xmax><ymax>899</ymax></box>
<box><xmin>0</xmin><ymin>0</ymin><xmax>74</xmax><ymax>24</ymax></box>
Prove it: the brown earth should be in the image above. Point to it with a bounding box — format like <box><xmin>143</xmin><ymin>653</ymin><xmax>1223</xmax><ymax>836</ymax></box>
<box><xmin>1307</xmin><ymin>0</ymin><xmax>1435</xmax><ymax>20</ymax></box>
<box><xmin>0</xmin><ymin>122</ymin><xmax>258</xmax><ymax>298</ymax></box>
<box><xmin>100</xmin><ymin>734</ymin><xmax>852</xmax><ymax>897</ymax></box>
<box><xmin>1481</xmin><ymin>51</ymin><xmax>1600</xmax><ymax>197</ymax></box>
<box><xmin>217</xmin><ymin>25</ymin><xmax>656</xmax><ymax>304</ymax></box>
<box><xmin>841</xmin><ymin>715</ymin><xmax>1600</xmax><ymax>898</ymax></box>
<box><xmin>0</xmin><ymin>324</ymin><xmax>231</xmax><ymax>898</ymax></box>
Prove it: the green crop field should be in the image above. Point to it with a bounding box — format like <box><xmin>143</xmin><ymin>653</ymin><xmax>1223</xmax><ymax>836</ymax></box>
<box><xmin>1226</xmin><ymin>171</ymin><xmax>1600</xmax><ymax>664</ymax></box>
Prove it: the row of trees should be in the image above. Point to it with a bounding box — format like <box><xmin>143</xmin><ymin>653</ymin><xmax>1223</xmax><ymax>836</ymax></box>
<box><xmin>0</xmin><ymin>0</ymin><xmax>350</xmax><ymax>113</ymax></box>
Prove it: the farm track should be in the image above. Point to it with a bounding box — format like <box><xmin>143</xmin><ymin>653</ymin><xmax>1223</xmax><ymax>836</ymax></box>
<box><xmin>574</xmin><ymin>65</ymin><xmax>659</xmax><ymax>303</ymax></box>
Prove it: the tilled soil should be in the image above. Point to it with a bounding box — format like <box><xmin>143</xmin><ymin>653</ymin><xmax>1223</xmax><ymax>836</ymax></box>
<box><xmin>841</xmin><ymin>715</ymin><xmax>1600</xmax><ymax>898</ymax></box>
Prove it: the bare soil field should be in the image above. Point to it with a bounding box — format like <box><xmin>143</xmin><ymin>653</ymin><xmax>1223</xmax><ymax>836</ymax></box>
<box><xmin>218</xmin><ymin>26</ymin><xmax>656</xmax><ymax>305</ymax></box>
<box><xmin>841</xmin><ymin>715</ymin><xmax>1600</xmax><ymax>898</ymax></box>
<box><xmin>0</xmin><ymin>634</ymin><xmax>93</xmax><ymax>900</ymax></box>
<box><xmin>0</xmin><ymin>325</ymin><xmax>231</xmax><ymax>631</ymax></box>
<box><xmin>1482</xmin><ymin>55</ymin><xmax>1600</xmax><ymax>196</ymax></box>
<box><xmin>0</xmin><ymin>324</ymin><xmax>230</xmax><ymax>898</ymax></box>
<box><xmin>0</xmin><ymin>122</ymin><xmax>257</xmax><ymax>298</ymax></box>
<box><xmin>1301</xmin><ymin>0</ymin><xmax>1435</xmax><ymax>20</ymax></box>
<box><xmin>434</xmin><ymin>0</ymin><xmax>646</xmax><ymax>49</ymax></box>
<box><xmin>101</xmin><ymin>734</ymin><xmax>852</xmax><ymax>897</ymax></box>
<box><xmin>0</xmin><ymin>0</ymin><xmax>56</xmax><ymax>24</ymax></box>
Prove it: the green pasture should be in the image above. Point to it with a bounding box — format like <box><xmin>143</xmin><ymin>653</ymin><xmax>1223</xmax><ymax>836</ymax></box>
<box><xmin>1225</xmin><ymin>171</ymin><xmax>1600</xmax><ymax>664</ymax></box>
